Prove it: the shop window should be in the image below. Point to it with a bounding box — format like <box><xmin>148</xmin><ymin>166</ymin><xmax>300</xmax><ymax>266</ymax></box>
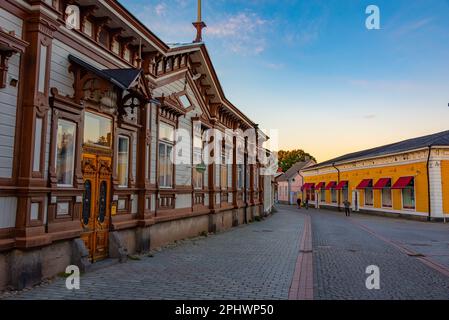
<box><xmin>342</xmin><ymin>187</ymin><xmax>349</xmax><ymax>202</ymax></box>
<box><xmin>365</xmin><ymin>188</ymin><xmax>374</xmax><ymax>206</ymax></box>
<box><xmin>158</xmin><ymin>123</ymin><xmax>174</xmax><ymax>188</ymax></box>
<box><xmin>320</xmin><ymin>189</ymin><xmax>326</xmax><ymax>202</ymax></box>
<box><xmin>117</xmin><ymin>136</ymin><xmax>130</xmax><ymax>187</ymax></box>
<box><xmin>84</xmin><ymin>112</ymin><xmax>112</xmax><ymax>148</ymax></box>
<box><xmin>381</xmin><ymin>179</ymin><xmax>392</xmax><ymax>208</ymax></box>
<box><xmin>402</xmin><ymin>178</ymin><xmax>415</xmax><ymax>210</ymax></box>
<box><xmin>331</xmin><ymin>188</ymin><xmax>337</xmax><ymax>203</ymax></box>
<box><xmin>56</xmin><ymin>119</ymin><xmax>76</xmax><ymax>187</ymax></box>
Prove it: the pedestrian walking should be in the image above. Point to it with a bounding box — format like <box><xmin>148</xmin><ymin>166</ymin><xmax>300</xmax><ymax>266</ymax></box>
<box><xmin>343</xmin><ymin>199</ymin><xmax>351</xmax><ymax>216</ymax></box>
<box><xmin>305</xmin><ymin>196</ymin><xmax>309</xmax><ymax>210</ymax></box>
<box><xmin>297</xmin><ymin>197</ymin><xmax>302</xmax><ymax>209</ymax></box>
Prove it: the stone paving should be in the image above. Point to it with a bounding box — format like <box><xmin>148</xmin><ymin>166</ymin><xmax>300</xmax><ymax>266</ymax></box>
<box><xmin>308</xmin><ymin>208</ymin><xmax>449</xmax><ymax>300</ymax></box>
<box><xmin>2</xmin><ymin>209</ymin><xmax>304</xmax><ymax>300</ymax></box>
<box><xmin>3</xmin><ymin>206</ymin><xmax>449</xmax><ymax>300</ymax></box>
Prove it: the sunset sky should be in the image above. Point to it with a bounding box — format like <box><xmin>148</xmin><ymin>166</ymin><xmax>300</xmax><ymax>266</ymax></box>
<box><xmin>123</xmin><ymin>0</ymin><xmax>449</xmax><ymax>163</ymax></box>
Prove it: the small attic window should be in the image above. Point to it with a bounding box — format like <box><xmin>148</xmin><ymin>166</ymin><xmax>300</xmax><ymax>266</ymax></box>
<box><xmin>179</xmin><ymin>94</ymin><xmax>191</xmax><ymax>108</ymax></box>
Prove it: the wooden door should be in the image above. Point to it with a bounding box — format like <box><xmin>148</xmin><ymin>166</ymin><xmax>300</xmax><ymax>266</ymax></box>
<box><xmin>81</xmin><ymin>154</ymin><xmax>112</xmax><ymax>262</ymax></box>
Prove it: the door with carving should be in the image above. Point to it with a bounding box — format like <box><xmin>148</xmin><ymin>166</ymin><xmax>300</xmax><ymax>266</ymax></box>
<box><xmin>81</xmin><ymin>154</ymin><xmax>112</xmax><ymax>262</ymax></box>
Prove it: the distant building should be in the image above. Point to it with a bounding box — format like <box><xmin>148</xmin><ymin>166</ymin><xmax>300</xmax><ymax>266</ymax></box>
<box><xmin>276</xmin><ymin>160</ymin><xmax>316</xmax><ymax>205</ymax></box>
<box><xmin>302</xmin><ymin>130</ymin><xmax>449</xmax><ymax>221</ymax></box>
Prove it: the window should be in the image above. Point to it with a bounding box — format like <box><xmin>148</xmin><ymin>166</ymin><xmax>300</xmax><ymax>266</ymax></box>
<box><xmin>342</xmin><ymin>186</ymin><xmax>349</xmax><ymax>202</ymax></box>
<box><xmin>307</xmin><ymin>188</ymin><xmax>315</xmax><ymax>201</ymax></box>
<box><xmin>179</xmin><ymin>95</ymin><xmax>191</xmax><ymax>109</ymax></box>
<box><xmin>320</xmin><ymin>189</ymin><xmax>326</xmax><ymax>203</ymax></box>
<box><xmin>402</xmin><ymin>178</ymin><xmax>415</xmax><ymax>210</ymax></box>
<box><xmin>158</xmin><ymin>123</ymin><xmax>174</xmax><ymax>188</ymax></box>
<box><xmin>193</xmin><ymin>131</ymin><xmax>203</xmax><ymax>190</ymax></box>
<box><xmin>381</xmin><ymin>179</ymin><xmax>392</xmax><ymax>208</ymax></box>
<box><xmin>56</xmin><ymin>120</ymin><xmax>76</xmax><ymax>186</ymax></box>
<box><xmin>84</xmin><ymin>112</ymin><xmax>112</xmax><ymax>148</ymax></box>
<box><xmin>117</xmin><ymin>136</ymin><xmax>129</xmax><ymax>187</ymax></box>
<box><xmin>331</xmin><ymin>188</ymin><xmax>337</xmax><ymax>203</ymax></box>
<box><xmin>365</xmin><ymin>188</ymin><xmax>374</xmax><ymax>206</ymax></box>
<box><xmin>220</xmin><ymin>147</ymin><xmax>227</xmax><ymax>189</ymax></box>
<box><xmin>237</xmin><ymin>164</ymin><xmax>244</xmax><ymax>189</ymax></box>
<box><xmin>111</xmin><ymin>39</ymin><xmax>120</xmax><ymax>55</ymax></box>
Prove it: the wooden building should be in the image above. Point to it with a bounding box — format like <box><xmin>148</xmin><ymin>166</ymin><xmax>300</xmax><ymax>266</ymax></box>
<box><xmin>0</xmin><ymin>0</ymin><xmax>269</xmax><ymax>290</ymax></box>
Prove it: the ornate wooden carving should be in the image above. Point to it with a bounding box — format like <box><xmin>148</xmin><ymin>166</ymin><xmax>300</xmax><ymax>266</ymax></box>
<box><xmin>0</xmin><ymin>28</ymin><xmax>29</xmax><ymax>88</ymax></box>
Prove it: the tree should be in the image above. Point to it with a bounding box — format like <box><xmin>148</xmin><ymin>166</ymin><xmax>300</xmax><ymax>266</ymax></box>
<box><xmin>277</xmin><ymin>149</ymin><xmax>316</xmax><ymax>173</ymax></box>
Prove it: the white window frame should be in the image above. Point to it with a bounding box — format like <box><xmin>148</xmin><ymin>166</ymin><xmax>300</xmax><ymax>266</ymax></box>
<box><xmin>55</xmin><ymin>119</ymin><xmax>76</xmax><ymax>188</ymax></box>
<box><xmin>117</xmin><ymin>135</ymin><xmax>130</xmax><ymax>188</ymax></box>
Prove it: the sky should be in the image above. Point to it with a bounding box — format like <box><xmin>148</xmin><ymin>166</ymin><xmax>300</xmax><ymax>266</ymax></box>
<box><xmin>122</xmin><ymin>0</ymin><xmax>449</xmax><ymax>163</ymax></box>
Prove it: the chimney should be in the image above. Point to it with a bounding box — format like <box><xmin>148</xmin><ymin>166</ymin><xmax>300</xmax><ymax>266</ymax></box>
<box><xmin>193</xmin><ymin>0</ymin><xmax>206</xmax><ymax>43</ymax></box>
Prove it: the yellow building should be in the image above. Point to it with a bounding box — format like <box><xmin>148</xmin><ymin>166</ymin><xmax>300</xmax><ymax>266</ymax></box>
<box><xmin>301</xmin><ymin>131</ymin><xmax>449</xmax><ymax>221</ymax></box>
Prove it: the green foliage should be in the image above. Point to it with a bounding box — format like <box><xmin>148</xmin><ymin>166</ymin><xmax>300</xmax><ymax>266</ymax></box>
<box><xmin>278</xmin><ymin>149</ymin><xmax>316</xmax><ymax>172</ymax></box>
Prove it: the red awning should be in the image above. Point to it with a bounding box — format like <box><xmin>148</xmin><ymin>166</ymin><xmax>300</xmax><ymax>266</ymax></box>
<box><xmin>373</xmin><ymin>178</ymin><xmax>391</xmax><ymax>189</ymax></box>
<box><xmin>335</xmin><ymin>181</ymin><xmax>348</xmax><ymax>190</ymax></box>
<box><xmin>302</xmin><ymin>183</ymin><xmax>315</xmax><ymax>190</ymax></box>
<box><xmin>325</xmin><ymin>181</ymin><xmax>337</xmax><ymax>190</ymax></box>
<box><xmin>315</xmin><ymin>182</ymin><xmax>326</xmax><ymax>190</ymax></box>
<box><xmin>356</xmin><ymin>179</ymin><xmax>372</xmax><ymax>189</ymax></box>
<box><xmin>392</xmin><ymin>176</ymin><xmax>414</xmax><ymax>189</ymax></box>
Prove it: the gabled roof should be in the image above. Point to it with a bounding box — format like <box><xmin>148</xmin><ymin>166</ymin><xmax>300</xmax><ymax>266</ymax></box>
<box><xmin>306</xmin><ymin>130</ymin><xmax>449</xmax><ymax>170</ymax></box>
<box><xmin>276</xmin><ymin>160</ymin><xmax>315</xmax><ymax>182</ymax></box>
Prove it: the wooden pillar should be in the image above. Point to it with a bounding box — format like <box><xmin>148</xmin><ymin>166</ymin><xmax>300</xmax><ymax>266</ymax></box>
<box><xmin>14</xmin><ymin>12</ymin><xmax>59</xmax><ymax>247</ymax></box>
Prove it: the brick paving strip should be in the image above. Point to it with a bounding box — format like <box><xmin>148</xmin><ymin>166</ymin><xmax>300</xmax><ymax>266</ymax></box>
<box><xmin>349</xmin><ymin>218</ymin><xmax>449</xmax><ymax>278</ymax></box>
<box><xmin>289</xmin><ymin>213</ymin><xmax>313</xmax><ymax>300</ymax></box>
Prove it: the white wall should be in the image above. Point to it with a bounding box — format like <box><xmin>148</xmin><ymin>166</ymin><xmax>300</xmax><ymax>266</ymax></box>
<box><xmin>429</xmin><ymin>160</ymin><xmax>444</xmax><ymax>218</ymax></box>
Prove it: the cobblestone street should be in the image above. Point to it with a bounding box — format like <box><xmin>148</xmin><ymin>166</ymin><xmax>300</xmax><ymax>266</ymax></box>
<box><xmin>2</xmin><ymin>206</ymin><xmax>449</xmax><ymax>300</ymax></box>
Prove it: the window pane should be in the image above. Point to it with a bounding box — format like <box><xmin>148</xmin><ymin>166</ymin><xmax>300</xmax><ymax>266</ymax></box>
<box><xmin>159</xmin><ymin>143</ymin><xmax>166</xmax><ymax>187</ymax></box>
<box><xmin>179</xmin><ymin>95</ymin><xmax>191</xmax><ymax>108</ymax></box>
<box><xmin>331</xmin><ymin>189</ymin><xmax>337</xmax><ymax>203</ymax></box>
<box><xmin>321</xmin><ymin>189</ymin><xmax>326</xmax><ymax>202</ymax></box>
<box><xmin>382</xmin><ymin>188</ymin><xmax>392</xmax><ymax>207</ymax></box>
<box><xmin>56</xmin><ymin>120</ymin><xmax>76</xmax><ymax>186</ymax></box>
<box><xmin>402</xmin><ymin>187</ymin><xmax>415</xmax><ymax>209</ymax></box>
<box><xmin>166</xmin><ymin>145</ymin><xmax>173</xmax><ymax>187</ymax></box>
<box><xmin>84</xmin><ymin>112</ymin><xmax>112</xmax><ymax>147</ymax></box>
<box><xmin>118</xmin><ymin>136</ymin><xmax>129</xmax><ymax>187</ymax></box>
<box><xmin>365</xmin><ymin>188</ymin><xmax>373</xmax><ymax>206</ymax></box>
<box><xmin>159</xmin><ymin>122</ymin><xmax>174</xmax><ymax>142</ymax></box>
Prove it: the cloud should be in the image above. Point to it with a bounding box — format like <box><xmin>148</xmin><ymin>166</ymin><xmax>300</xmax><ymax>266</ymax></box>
<box><xmin>391</xmin><ymin>17</ymin><xmax>434</xmax><ymax>38</ymax></box>
<box><xmin>205</xmin><ymin>12</ymin><xmax>270</xmax><ymax>55</ymax></box>
<box><xmin>363</xmin><ymin>114</ymin><xmax>376</xmax><ymax>119</ymax></box>
<box><xmin>155</xmin><ymin>3</ymin><xmax>166</xmax><ymax>16</ymax></box>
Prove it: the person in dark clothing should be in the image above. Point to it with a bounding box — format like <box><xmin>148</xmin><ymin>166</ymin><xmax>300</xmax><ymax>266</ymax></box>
<box><xmin>297</xmin><ymin>198</ymin><xmax>302</xmax><ymax>209</ymax></box>
<box><xmin>343</xmin><ymin>200</ymin><xmax>351</xmax><ymax>216</ymax></box>
<box><xmin>305</xmin><ymin>197</ymin><xmax>309</xmax><ymax>210</ymax></box>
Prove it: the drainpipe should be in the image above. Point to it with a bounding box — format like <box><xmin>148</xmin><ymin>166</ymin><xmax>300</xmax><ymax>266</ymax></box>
<box><xmin>332</xmin><ymin>163</ymin><xmax>341</xmax><ymax>211</ymax></box>
<box><xmin>426</xmin><ymin>145</ymin><xmax>432</xmax><ymax>222</ymax></box>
